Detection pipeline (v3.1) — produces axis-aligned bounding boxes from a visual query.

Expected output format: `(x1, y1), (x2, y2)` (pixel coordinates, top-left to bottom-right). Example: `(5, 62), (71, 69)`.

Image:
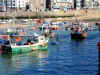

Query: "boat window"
(4, 40), (10, 45)
(40, 38), (44, 40)
(9, 35), (41, 46)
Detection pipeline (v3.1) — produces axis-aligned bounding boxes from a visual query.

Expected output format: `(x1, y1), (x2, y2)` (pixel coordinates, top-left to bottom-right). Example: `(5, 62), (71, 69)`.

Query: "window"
(13, 4), (15, 6)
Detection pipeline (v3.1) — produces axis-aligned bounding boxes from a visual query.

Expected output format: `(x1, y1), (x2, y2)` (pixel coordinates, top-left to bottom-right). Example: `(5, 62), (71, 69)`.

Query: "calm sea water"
(0, 30), (99, 75)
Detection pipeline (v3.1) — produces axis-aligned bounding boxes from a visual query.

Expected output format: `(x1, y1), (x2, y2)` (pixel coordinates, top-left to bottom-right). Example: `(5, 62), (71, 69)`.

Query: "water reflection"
(38, 50), (48, 64)
(38, 50), (48, 59)
(0, 50), (49, 75)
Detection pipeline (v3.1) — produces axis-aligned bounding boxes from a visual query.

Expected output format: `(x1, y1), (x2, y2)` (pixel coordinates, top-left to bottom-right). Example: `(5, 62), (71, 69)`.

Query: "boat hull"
(2, 42), (48, 54)
(2, 45), (12, 54)
(71, 33), (86, 40)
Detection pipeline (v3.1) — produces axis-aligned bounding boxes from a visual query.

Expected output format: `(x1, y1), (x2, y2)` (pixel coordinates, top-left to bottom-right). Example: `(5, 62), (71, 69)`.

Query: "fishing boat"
(71, 31), (87, 40)
(1, 34), (49, 54)
(96, 22), (100, 26)
(70, 19), (87, 40)
(95, 22), (100, 31)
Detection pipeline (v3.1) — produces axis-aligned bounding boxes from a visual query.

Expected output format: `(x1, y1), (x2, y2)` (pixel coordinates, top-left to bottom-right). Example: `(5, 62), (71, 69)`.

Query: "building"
(16, 0), (29, 8)
(51, 0), (73, 11)
(73, 0), (85, 9)
(0, 0), (7, 11)
(5, 0), (14, 8)
(30, 0), (46, 12)
(84, 0), (100, 8)
(0, 0), (29, 12)
(50, 0), (86, 10)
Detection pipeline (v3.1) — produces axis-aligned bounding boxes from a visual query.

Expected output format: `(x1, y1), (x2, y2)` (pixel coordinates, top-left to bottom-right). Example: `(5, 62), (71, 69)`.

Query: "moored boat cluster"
(0, 19), (99, 54)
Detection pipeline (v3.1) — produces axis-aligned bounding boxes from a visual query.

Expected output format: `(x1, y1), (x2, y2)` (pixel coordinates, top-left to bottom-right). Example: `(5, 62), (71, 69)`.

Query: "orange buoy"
(82, 32), (87, 38)
(3, 35), (10, 39)
(57, 26), (60, 31)
(41, 42), (47, 47)
(41, 43), (45, 47)
(24, 32), (26, 35)
(51, 32), (55, 38)
(43, 42), (47, 45)
(15, 37), (21, 42)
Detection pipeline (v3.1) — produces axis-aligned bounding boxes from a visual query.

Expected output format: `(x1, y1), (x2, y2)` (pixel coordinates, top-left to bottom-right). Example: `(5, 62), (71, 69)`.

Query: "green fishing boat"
(1, 35), (49, 54)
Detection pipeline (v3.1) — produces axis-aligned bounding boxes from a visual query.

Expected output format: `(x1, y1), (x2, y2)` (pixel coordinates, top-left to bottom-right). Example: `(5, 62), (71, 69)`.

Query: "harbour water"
(0, 29), (99, 75)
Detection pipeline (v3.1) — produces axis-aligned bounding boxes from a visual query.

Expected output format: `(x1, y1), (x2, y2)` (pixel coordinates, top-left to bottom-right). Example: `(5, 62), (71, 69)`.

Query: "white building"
(75, 0), (85, 9)
(0, 0), (29, 8)
(0, 0), (8, 11)
(16, 0), (29, 8)
(7, 0), (16, 8)
(84, 0), (100, 8)
(51, 0), (73, 11)
(30, 0), (46, 12)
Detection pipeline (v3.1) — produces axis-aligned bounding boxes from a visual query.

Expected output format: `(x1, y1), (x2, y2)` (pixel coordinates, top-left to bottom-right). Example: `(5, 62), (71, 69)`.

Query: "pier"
(0, 9), (100, 21)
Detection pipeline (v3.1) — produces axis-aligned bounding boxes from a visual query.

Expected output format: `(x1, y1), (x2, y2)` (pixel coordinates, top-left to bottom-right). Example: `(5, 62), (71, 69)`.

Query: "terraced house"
(50, 0), (73, 12)
(0, 0), (29, 12)
(30, 0), (46, 12)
